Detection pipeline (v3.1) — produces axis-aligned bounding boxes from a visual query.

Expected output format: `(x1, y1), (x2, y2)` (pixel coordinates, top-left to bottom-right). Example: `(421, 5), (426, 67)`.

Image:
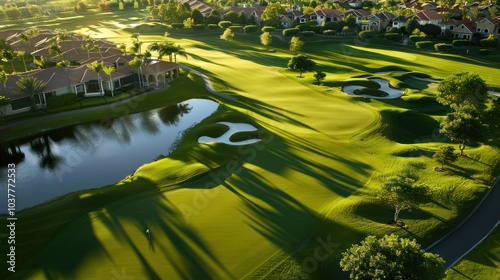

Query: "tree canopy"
(15, 76), (47, 111)
(340, 234), (446, 280)
(287, 55), (316, 78)
(440, 109), (485, 155)
(379, 174), (431, 222)
(437, 72), (489, 112)
(433, 145), (458, 170)
(261, 3), (285, 27)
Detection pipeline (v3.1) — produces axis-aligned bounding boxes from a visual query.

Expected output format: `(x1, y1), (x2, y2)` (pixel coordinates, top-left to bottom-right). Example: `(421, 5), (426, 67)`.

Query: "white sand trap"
(198, 122), (262, 145)
(343, 78), (404, 99)
(409, 75), (441, 83)
(488, 90), (500, 97)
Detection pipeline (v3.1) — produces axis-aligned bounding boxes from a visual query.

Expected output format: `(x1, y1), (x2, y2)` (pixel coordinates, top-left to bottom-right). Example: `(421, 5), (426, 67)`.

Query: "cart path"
(426, 176), (500, 270)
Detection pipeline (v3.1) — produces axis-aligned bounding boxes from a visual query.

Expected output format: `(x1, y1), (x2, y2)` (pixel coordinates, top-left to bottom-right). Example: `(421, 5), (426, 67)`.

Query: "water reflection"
(0, 99), (219, 211)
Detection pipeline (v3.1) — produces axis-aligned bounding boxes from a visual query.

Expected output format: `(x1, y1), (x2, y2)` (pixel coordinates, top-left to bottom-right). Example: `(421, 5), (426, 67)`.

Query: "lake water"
(0, 98), (219, 212)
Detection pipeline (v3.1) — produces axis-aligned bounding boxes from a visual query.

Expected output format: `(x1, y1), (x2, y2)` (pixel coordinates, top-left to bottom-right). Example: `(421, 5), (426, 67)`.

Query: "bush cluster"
(434, 43), (453, 52)
(452, 39), (470, 47)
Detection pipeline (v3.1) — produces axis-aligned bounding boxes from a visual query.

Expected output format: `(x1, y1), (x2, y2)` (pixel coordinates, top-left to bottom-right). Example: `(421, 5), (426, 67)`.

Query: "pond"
(0, 98), (219, 211)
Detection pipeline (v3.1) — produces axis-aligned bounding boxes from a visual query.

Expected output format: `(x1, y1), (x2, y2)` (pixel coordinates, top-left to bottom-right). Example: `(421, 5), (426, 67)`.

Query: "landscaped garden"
(1, 8), (499, 280)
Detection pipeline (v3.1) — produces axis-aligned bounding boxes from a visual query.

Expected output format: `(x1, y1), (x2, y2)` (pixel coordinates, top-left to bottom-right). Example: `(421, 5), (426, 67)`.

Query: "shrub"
(301, 31), (315, 37)
(244, 25), (258, 33)
(409, 35), (426, 42)
(261, 26), (275, 33)
(480, 36), (497, 48)
(74, 2), (87, 13)
(228, 26), (244, 32)
(218, 20), (232, 29)
(46, 94), (77, 109)
(192, 24), (205, 31)
(98, 2), (110, 12)
(5, 7), (22, 19)
(434, 43), (453, 52)
(387, 27), (401, 34)
(452, 39), (470, 47)
(479, 49), (491, 55)
(385, 33), (402, 42)
(282, 28), (300, 37)
(206, 15), (220, 24)
(208, 24), (219, 30)
(415, 41), (434, 49)
(171, 23), (184, 29)
(323, 30), (336, 36)
(27, 5), (42, 17)
(359, 30), (377, 40)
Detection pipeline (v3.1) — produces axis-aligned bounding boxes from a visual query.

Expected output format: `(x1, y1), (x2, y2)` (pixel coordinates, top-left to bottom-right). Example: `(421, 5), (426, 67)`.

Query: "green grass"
(1, 11), (500, 280)
(445, 228), (500, 279)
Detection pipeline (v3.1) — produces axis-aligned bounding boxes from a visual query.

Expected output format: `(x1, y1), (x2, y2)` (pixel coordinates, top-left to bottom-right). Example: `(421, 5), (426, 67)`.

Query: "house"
(361, 11), (395, 31)
(475, 17), (500, 37)
(177, 0), (213, 16)
(0, 31), (180, 116)
(279, 10), (305, 28)
(224, 6), (266, 24)
(341, 9), (372, 24)
(451, 22), (476, 39)
(308, 9), (342, 26)
(420, 1), (438, 12)
(412, 10), (443, 26)
(392, 16), (408, 28)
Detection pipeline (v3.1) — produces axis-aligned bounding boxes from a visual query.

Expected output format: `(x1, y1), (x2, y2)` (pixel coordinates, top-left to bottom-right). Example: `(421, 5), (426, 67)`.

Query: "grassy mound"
(380, 109), (439, 144)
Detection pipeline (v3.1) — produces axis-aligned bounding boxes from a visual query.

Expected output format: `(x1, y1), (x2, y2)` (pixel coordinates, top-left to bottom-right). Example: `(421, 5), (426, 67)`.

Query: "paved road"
(426, 176), (500, 270)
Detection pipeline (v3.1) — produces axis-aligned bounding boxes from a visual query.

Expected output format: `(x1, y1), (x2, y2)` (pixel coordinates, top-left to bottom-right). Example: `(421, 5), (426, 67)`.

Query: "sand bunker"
(198, 122), (261, 145)
(343, 78), (404, 99)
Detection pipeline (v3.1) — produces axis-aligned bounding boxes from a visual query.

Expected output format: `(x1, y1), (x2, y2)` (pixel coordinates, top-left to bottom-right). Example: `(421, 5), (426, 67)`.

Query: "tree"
(260, 32), (272, 50)
(289, 36), (305, 54)
(345, 14), (357, 29)
(103, 66), (116, 96)
(340, 234), (446, 280)
(433, 145), (458, 170)
(0, 95), (11, 116)
(406, 17), (420, 35)
(129, 41), (143, 54)
(0, 70), (7, 90)
(117, 43), (127, 55)
(128, 57), (144, 87)
(34, 56), (49, 69)
(261, 3), (285, 27)
(379, 175), (431, 223)
(287, 54), (316, 78)
(1, 50), (16, 73)
(56, 60), (71, 90)
(148, 41), (186, 62)
(86, 61), (104, 95)
(183, 17), (195, 28)
(220, 28), (235, 42)
(437, 72), (489, 112)
(313, 70), (326, 84)
(440, 110), (484, 155)
(224, 11), (238, 23)
(15, 51), (27, 72)
(191, 9), (204, 24)
(15, 76), (47, 112)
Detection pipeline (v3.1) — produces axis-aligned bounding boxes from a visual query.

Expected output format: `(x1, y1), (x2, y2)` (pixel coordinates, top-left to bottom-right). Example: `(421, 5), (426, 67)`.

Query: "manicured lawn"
(445, 228), (499, 280)
(1, 11), (499, 279)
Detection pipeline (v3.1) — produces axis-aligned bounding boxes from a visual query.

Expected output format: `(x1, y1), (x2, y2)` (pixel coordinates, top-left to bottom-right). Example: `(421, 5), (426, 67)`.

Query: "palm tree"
(48, 37), (62, 58)
(131, 33), (140, 42)
(86, 61), (104, 95)
(128, 57), (144, 88)
(172, 44), (187, 63)
(0, 70), (7, 90)
(34, 56), (49, 69)
(56, 60), (72, 92)
(15, 51), (28, 72)
(1, 50), (16, 73)
(129, 41), (143, 55)
(15, 76), (47, 112)
(102, 66), (116, 96)
(117, 43), (127, 55)
(18, 28), (39, 57)
(148, 41), (187, 62)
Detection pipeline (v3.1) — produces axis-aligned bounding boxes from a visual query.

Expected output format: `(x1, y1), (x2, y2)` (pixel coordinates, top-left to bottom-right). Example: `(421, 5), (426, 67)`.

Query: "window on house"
(477, 28), (481, 31)
(484, 28), (489, 33)
(450, 26), (454, 30)
(118, 63), (124, 66)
